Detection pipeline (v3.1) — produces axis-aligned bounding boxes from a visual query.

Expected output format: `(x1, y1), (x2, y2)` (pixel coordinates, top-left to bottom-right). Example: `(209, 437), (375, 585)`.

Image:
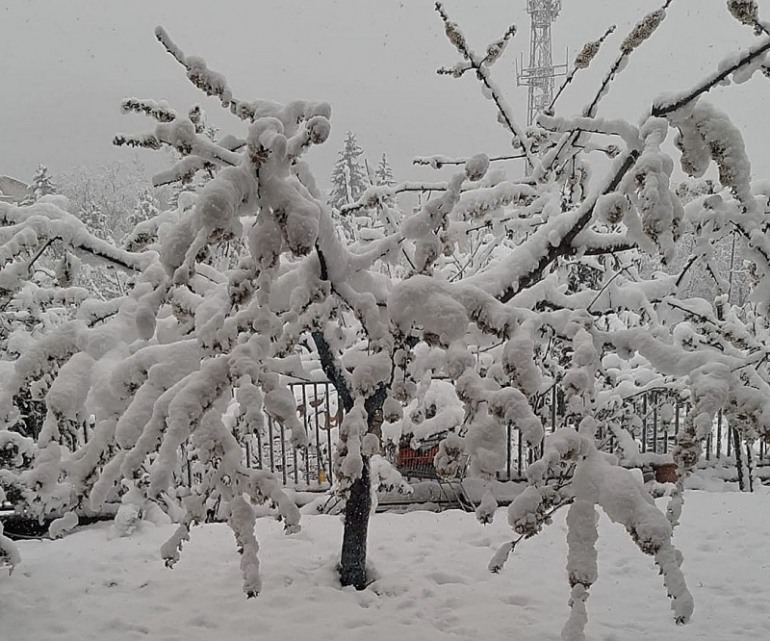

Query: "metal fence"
(499, 388), (767, 481)
(180, 382), (767, 487)
(244, 381), (341, 488)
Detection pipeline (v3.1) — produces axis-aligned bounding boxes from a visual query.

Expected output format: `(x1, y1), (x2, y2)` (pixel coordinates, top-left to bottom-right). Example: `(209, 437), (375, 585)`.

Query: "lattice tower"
(517, 0), (567, 126)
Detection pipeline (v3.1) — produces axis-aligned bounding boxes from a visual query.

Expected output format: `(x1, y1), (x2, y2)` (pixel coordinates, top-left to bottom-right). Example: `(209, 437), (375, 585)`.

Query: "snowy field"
(2, 490), (769, 641)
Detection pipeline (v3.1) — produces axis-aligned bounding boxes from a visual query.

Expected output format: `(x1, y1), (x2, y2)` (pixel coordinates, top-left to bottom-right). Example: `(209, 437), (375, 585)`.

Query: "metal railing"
(175, 382), (767, 487)
(499, 388), (767, 481)
(245, 381), (341, 488)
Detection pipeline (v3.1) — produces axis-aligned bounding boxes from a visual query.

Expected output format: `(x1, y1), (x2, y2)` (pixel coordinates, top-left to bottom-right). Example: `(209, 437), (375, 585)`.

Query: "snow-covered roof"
(0, 175), (28, 203)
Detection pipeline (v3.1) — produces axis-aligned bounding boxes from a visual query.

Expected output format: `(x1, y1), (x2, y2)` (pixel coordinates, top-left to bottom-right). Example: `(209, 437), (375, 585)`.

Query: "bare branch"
(154, 26), (252, 121)
(549, 25), (616, 113)
(652, 35), (770, 117)
(434, 3), (534, 168)
(413, 153), (526, 169)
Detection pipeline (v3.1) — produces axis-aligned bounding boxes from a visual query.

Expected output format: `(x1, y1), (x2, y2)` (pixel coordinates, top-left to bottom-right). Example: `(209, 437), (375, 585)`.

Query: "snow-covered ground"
(2, 490), (768, 641)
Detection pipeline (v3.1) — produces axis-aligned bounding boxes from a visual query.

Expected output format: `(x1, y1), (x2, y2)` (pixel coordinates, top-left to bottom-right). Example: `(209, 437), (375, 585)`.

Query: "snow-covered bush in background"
(57, 160), (167, 243)
(55, 161), (171, 299)
(1, 196), (152, 519)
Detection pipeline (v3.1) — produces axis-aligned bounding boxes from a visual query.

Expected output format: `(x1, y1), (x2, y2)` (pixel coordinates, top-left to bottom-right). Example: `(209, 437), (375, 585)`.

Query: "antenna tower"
(517, 0), (567, 126)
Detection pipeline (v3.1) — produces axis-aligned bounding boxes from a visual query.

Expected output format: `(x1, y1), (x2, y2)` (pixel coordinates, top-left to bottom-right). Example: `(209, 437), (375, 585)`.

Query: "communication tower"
(517, 0), (568, 126)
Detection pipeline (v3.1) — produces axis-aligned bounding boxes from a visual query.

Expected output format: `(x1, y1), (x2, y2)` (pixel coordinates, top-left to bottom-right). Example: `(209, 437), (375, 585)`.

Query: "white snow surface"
(2, 490), (768, 641)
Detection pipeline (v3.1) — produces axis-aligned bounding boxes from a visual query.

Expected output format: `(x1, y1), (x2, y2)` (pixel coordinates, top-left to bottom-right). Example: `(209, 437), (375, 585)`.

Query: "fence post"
(268, 415), (275, 472)
(675, 399), (680, 437)
(256, 427), (262, 469)
(301, 384), (311, 484)
(551, 385), (557, 432)
(716, 410), (723, 459)
(506, 421), (512, 480)
(280, 419), (287, 486)
(314, 383), (322, 486)
(733, 428), (745, 491)
(327, 382), (335, 485)
(746, 442), (754, 492)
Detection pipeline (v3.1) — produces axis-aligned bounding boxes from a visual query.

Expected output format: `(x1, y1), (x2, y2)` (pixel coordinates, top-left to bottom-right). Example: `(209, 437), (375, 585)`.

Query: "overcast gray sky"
(2, 0), (769, 188)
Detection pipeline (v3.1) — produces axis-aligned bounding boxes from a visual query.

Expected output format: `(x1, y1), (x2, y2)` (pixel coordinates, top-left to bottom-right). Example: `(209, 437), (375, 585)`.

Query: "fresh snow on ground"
(2, 490), (768, 641)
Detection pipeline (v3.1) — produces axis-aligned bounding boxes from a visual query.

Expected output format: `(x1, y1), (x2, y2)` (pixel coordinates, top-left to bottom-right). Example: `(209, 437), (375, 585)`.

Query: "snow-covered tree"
(126, 188), (160, 237)
(53, 162), (171, 299)
(21, 165), (57, 205)
(3, 4), (770, 639)
(328, 131), (369, 212)
(58, 160), (163, 242)
(336, 2), (770, 635)
(1, 194), (150, 561)
(373, 154), (395, 188)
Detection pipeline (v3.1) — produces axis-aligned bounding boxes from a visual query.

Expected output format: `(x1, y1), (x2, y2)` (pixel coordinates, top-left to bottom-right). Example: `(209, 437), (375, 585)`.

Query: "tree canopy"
(3, 2), (770, 638)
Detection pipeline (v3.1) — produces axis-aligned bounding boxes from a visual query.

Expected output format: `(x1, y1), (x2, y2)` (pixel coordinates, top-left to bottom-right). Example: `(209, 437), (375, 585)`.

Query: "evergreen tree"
(328, 132), (369, 211)
(126, 188), (160, 236)
(22, 165), (57, 205)
(78, 201), (110, 240)
(373, 154), (395, 187)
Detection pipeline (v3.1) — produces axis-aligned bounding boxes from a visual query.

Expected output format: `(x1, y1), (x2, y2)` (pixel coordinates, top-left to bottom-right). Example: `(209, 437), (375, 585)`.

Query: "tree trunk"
(339, 455), (371, 589)
(310, 285), (388, 591)
(338, 386), (388, 589)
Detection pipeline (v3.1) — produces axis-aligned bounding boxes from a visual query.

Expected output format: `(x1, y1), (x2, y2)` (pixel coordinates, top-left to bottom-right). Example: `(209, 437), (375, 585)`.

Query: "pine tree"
(22, 165), (57, 205)
(126, 188), (159, 236)
(78, 201), (110, 240)
(373, 154), (395, 187)
(328, 132), (369, 212)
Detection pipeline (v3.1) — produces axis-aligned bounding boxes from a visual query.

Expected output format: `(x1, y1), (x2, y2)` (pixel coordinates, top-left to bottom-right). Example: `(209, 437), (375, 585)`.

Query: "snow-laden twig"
(434, 2), (534, 169)
(549, 25), (616, 113)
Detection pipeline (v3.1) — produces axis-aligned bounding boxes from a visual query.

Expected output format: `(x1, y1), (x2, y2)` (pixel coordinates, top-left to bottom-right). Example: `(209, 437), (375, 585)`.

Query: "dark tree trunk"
(312, 245), (391, 590)
(339, 455), (371, 589)
(311, 326), (382, 590)
(338, 385), (388, 589)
